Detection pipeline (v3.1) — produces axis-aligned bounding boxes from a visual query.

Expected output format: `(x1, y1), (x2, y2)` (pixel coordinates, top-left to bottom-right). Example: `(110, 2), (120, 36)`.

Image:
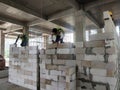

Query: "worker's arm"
(51, 34), (56, 43)
(14, 35), (20, 45)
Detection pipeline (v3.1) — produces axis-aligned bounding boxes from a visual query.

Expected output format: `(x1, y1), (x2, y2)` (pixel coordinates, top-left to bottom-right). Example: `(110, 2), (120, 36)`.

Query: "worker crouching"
(52, 28), (64, 44)
(15, 34), (28, 47)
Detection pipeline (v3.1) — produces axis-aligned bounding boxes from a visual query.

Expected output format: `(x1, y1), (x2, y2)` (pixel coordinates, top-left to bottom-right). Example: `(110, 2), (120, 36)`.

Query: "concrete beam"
(55, 0), (79, 10)
(48, 8), (76, 21)
(4, 24), (51, 35)
(0, 14), (25, 26)
(5, 35), (17, 39)
(29, 31), (42, 36)
(85, 11), (102, 28)
(0, 0), (75, 31)
(85, 0), (116, 10)
(67, 0), (80, 10)
(48, 8), (101, 29)
(30, 26), (51, 34)
(0, 28), (6, 31)
(0, 0), (46, 19)
(29, 19), (74, 31)
(3, 25), (23, 34)
(8, 31), (41, 36)
(28, 19), (46, 26)
(51, 20), (74, 31)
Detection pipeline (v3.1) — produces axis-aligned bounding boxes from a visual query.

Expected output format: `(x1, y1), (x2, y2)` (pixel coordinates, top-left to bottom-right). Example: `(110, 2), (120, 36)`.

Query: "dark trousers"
(52, 35), (64, 43)
(21, 41), (28, 47)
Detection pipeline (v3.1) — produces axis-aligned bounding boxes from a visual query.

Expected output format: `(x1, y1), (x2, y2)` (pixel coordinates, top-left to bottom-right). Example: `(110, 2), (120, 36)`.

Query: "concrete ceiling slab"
(0, 0), (120, 37)
(0, 3), (37, 22)
(13, 0), (71, 16)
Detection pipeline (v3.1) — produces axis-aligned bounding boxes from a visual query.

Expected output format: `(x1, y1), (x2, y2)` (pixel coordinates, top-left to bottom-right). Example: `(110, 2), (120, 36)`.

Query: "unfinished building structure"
(0, 0), (120, 90)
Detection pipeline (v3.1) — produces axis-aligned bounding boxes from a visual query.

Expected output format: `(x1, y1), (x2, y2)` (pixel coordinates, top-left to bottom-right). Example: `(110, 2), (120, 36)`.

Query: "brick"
(65, 67), (76, 75)
(92, 76), (117, 86)
(85, 40), (105, 47)
(94, 85), (107, 90)
(76, 54), (84, 60)
(46, 49), (56, 54)
(105, 40), (115, 47)
(46, 64), (58, 70)
(46, 54), (76, 60)
(75, 48), (85, 54)
(58, 66), (70, 71)
(107, 69), (115, 77)
(106, 47), (117, 54)
(57, 48), (75, 54)
(65, 60), (76, 66)
(76, 47), (105, 55)
(90, 69), (107, 76)
(75, 42), (84, 48)
(91, 61), (106, 69)
(84, 55), (104, 61)
(40, 49), (46, 55)
(81, 60), (91, 67)
(50, 70), (62, 76)
(46, 43), (74, 49)
(53, 60), (65, 65)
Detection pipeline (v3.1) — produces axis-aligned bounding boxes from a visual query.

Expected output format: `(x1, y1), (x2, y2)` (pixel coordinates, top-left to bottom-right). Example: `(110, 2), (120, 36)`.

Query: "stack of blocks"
(39, 43), (76, 90)
(9, 46), (39, 90)
(75, 31), (119, 90)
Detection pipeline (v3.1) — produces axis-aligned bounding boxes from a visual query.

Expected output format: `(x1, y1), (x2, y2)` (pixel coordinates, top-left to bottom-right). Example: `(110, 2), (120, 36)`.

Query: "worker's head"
(109, 11), (113, 16)
(52, 28), (57, 34)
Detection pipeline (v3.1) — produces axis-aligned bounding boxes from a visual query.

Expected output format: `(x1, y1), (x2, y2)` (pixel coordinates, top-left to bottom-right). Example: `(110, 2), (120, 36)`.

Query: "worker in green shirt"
(52, 28), (64, 43)
(15, 34), (28, 47)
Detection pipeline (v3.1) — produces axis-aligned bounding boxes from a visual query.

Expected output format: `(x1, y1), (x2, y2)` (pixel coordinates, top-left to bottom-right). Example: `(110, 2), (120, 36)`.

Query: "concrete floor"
(0, 78), (29, 90)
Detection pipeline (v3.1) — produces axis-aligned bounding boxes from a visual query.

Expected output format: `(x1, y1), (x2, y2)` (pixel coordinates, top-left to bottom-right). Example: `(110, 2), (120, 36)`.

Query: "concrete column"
(119, 26), (120, 36)
(88, 30), (91, 41)
(43, 35), (48, 49)
(97, 29), (103, 33)
(74, 10), (86, 42)
(0, 31), (5, 56)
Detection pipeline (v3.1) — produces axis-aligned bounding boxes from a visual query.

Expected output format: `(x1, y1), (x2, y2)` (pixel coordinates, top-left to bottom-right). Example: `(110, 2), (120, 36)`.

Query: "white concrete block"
(85, 40), (105, 47)
(76, 54), (85, 60)
(65, 60), (76, 66)
(84, 55), (104, 61)
(93, 76), (117, 86)
(53, 60), (65, 65)
(57, 48), (75, 54)
(89, 32), (114, 41)
(94, 85), (106, 90)
(75, 42), (84, 48)
(50, 70), (61, 76)
(46, 49), (56, 54)
(58, 66), (70, 71)
(90, 69), (107, 76)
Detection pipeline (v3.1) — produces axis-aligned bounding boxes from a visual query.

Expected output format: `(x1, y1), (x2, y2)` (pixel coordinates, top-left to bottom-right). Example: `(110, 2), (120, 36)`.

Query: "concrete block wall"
(8, 39), (119, 90)
(75, 32), (119, 90)
(39, 43), (76, 90)
(9, 46), (39, 90)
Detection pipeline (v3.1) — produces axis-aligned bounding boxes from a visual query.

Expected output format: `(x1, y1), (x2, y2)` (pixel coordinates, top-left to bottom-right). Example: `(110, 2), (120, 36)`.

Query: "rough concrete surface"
(0, 78), (29, 90)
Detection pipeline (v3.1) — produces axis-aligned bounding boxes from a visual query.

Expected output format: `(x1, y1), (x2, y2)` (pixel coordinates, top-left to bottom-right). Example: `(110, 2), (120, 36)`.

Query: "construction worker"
(109, 11), (113, 17)
(51, 28), (64, 43)
(15, 34), (28, 47)
(109, 11), (114, 21)
(20, 34), (28, 46)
